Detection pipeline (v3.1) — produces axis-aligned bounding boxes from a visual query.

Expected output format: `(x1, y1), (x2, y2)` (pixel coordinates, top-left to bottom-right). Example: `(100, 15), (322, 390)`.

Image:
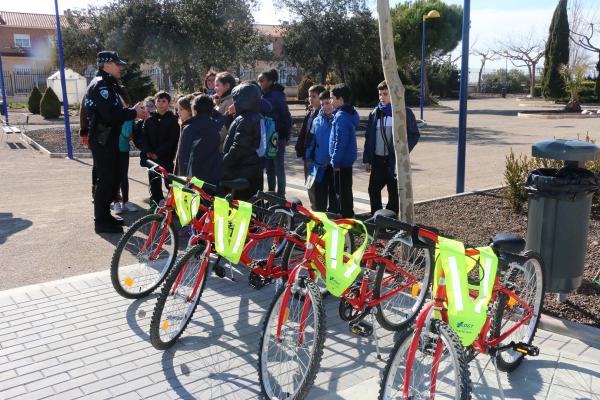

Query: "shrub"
(28, 86), (42, 114)
(121, 63), (156, 104)
(504, 149), (533, 212)
(40, 87), (62, 119)
(346, 64), (383, 107)
(297, 76), (314, 101)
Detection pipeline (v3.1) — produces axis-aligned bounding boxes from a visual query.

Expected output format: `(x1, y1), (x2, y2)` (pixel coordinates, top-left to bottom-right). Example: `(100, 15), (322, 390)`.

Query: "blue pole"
(420, 18), (426, 121)
(0, 51), (8, 125)
(456, 0), (471, 193)
(54, 0), (73, 159)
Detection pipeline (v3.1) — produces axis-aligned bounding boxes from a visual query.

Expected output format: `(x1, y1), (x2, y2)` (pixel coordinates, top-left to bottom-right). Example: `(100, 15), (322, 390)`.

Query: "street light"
(420, 9), (440, 122)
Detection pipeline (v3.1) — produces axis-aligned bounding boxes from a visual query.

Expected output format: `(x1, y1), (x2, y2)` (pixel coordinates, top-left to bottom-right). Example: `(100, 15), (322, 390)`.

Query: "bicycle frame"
(402, 247), (536, 399)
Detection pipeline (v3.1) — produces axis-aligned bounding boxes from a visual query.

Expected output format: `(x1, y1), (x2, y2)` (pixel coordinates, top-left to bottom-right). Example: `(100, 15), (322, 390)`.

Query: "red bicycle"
(258, 212), (435, 400)
(378, 230), (545, 399)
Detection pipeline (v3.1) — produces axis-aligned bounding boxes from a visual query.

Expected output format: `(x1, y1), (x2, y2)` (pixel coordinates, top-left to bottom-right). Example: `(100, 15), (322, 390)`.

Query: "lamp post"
(420, 9), (440, 122)
(0, 50), (8, 125)
(456, 0), (470, 193)
(54, 0), (74, 160)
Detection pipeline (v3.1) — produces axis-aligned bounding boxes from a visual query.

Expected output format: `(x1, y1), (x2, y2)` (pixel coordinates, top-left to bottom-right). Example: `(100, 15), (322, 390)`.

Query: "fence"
(1, 67), (167, 98)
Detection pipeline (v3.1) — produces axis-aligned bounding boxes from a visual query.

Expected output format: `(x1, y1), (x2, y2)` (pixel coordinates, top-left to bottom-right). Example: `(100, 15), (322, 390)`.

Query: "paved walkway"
(0, 269), (598, 399)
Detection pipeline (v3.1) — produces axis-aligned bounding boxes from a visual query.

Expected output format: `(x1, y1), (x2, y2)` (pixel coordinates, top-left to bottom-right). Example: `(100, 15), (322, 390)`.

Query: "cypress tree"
(40, 87), (62, 119)
(541, 0), (570, 99)
(27, 86), (42, 114)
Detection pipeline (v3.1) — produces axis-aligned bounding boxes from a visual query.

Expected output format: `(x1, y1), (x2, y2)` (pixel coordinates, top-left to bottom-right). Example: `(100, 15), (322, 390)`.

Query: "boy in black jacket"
(140, 91), (180, 207)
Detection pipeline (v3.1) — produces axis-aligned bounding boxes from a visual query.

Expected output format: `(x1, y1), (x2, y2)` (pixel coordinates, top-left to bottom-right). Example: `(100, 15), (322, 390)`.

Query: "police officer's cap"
(97, 51), (127, 66)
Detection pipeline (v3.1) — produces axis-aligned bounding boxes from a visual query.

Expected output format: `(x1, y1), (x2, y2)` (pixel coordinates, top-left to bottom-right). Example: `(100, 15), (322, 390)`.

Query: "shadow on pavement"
(0, 212), (33, 245)
(442, 109), (519, 117)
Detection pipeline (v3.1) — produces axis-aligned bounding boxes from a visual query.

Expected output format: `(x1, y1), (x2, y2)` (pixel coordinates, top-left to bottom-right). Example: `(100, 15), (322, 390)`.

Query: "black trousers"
(117, 152), (130, 203)
(333, 167), (354, 217)
(90, 141), (120, 224)
(368, 155), (399, 215)
(149, 160), (173, 204)
(313, 166), (338, 213)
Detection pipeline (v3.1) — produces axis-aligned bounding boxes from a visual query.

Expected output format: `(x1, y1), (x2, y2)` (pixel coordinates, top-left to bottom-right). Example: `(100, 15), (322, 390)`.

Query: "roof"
(254, 24), (284, 37)
(0, 11), (65, 29)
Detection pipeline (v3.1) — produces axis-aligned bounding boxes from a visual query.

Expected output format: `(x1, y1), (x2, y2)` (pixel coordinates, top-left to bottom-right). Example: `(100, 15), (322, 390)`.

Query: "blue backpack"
(258, 115), (278, 159)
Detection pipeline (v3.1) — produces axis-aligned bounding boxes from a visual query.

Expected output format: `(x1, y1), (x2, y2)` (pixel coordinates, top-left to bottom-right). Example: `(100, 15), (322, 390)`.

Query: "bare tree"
(496, 36), (545, 97)
(377, 0), (414, 223)
(471, 48), (497, 93)
(570, 0), (600, 99)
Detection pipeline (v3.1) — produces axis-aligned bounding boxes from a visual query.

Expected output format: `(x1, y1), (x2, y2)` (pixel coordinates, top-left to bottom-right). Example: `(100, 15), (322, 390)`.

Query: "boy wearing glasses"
(295, 84), (326, 208)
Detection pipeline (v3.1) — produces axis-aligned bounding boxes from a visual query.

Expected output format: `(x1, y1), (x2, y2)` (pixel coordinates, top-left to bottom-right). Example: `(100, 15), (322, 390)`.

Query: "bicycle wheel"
(110, 213), (178, 299)
(149, 242), (210, 350)
(491, 250), (545, 372)
(374, 235), (433, 331)
(258, 278), (326, 400)
(379, 320), (472, 400)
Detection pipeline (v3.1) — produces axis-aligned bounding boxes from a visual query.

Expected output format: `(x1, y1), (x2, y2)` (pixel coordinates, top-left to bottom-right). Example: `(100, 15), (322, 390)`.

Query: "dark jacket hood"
(232, 83), (261, 114)
(338, 103), (357, 115)
(271, 82), (286, 93)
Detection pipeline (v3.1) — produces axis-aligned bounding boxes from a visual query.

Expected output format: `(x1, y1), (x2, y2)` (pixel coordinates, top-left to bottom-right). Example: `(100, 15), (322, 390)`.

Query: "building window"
(14, 34), (31, 48)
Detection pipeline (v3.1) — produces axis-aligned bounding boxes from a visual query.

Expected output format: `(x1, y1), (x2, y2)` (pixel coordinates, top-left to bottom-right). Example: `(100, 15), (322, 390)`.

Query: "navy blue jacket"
(363, 106), (420, 175)
(329, 104), (360, 168)
(262, 83), (292, 140)
(178, 113), (224, 185)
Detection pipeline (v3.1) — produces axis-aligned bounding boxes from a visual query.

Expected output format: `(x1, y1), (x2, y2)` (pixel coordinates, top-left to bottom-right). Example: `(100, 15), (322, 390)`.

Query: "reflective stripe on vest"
(433, 237), (498, 346)
(172, 177), (204, 226)
(213, 197), (253, 264)
(306, 212), (368, 297)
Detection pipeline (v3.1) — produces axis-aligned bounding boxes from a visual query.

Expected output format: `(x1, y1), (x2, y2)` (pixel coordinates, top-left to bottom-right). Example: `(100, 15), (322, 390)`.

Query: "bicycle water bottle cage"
(213, 197), (252, 264)
(172, 176), (204, 226)
(433, 236), (499, 346)
(306, 212), (368, 297)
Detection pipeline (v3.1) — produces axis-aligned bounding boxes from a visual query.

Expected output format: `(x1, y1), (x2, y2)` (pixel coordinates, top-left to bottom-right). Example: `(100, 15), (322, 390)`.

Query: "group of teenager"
(83, 51), (420, 234)
(296, 81), (420, 218)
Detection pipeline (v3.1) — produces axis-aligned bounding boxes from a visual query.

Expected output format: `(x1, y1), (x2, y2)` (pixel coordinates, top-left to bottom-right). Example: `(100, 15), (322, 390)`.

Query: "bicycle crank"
(495, 341), (540, 357)
(349, 321), (373, 338)
(248, 271), (272, 289)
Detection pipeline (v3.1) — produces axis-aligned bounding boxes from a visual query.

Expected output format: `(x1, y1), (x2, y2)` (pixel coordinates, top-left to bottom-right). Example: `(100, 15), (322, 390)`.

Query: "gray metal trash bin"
(525, 139), (599, 293)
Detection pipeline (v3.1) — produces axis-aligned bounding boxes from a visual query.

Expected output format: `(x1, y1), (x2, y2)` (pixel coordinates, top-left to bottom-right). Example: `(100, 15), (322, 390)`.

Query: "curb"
(0, 269), (110, 297)
(517, 112), (600, 119)
(539, 313), (600, 346)
(18, 131), (140, 159)
(414, 185), (505, 205)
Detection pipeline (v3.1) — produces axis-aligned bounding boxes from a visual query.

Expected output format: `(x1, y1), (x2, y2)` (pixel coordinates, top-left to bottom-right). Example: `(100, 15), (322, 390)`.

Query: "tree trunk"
(529, 64), (537, 97)
(477, 60), (485, 93)
(377, 0), (414, 224)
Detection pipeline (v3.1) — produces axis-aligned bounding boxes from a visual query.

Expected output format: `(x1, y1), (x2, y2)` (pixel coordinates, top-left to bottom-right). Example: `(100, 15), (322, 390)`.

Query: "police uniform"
(85, 51), (137, 233)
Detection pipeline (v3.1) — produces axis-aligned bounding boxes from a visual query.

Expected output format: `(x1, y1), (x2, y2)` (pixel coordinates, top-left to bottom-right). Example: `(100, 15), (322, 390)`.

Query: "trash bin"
(525, 139), (599, 293)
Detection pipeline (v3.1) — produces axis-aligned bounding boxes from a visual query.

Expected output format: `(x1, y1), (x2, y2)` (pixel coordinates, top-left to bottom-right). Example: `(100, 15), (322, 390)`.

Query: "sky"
(2, 0), (598, 71)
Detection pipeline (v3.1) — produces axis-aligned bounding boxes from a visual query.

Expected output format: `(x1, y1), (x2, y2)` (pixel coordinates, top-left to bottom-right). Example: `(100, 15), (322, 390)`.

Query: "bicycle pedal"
(349, 321), (373, 338)
(511, 342), (539, 356)
(248, 272), (272, 290)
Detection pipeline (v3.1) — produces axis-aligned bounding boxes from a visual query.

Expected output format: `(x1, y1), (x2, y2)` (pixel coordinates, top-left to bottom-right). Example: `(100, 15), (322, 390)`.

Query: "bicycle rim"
(259, 279), (325, 400)
(381, 322), (470, 400)
(376, 238), (432, 329)
(494, 252), (544, 367)
(113, 214), (176, 297)
(154, 243), (209, 345)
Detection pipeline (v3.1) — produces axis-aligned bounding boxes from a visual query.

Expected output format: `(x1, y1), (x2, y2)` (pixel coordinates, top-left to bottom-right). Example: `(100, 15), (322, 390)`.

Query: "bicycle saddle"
(490, 233), (525, 254)
(219, 178), (249, 191)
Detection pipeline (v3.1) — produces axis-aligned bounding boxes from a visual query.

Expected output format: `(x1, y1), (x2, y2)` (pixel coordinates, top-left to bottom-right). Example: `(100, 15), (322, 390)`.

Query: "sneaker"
(110, 215), (125, 226)
(123, 202), (138, 212)
(113, 202), (123, 214)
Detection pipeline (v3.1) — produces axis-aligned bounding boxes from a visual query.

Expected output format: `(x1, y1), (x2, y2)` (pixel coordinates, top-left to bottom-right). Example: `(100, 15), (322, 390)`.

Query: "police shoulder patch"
(100, 89), (109, 99)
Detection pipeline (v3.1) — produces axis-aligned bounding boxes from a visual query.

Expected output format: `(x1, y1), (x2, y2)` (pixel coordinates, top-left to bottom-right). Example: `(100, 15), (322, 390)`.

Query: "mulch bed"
(414, 188), (600, 328)
(24, 127), (89, 154)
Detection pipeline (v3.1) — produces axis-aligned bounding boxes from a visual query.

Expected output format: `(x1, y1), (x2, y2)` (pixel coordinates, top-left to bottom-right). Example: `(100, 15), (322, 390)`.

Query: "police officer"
(85, 51), (146, 234)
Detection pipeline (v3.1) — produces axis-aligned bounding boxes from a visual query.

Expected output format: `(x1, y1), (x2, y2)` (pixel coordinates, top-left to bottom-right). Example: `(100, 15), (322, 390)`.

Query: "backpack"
(258, 115), (278, 159)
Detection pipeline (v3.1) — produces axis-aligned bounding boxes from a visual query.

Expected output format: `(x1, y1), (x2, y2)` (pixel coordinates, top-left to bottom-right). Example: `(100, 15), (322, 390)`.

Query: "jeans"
(149, 160), (173, 205)
(266, 137), (286, 196)
(117, 152), (130, 203)
(304, 159), (317, 209)
(368, 155), (399, 215)
(313, 166), (338, 213)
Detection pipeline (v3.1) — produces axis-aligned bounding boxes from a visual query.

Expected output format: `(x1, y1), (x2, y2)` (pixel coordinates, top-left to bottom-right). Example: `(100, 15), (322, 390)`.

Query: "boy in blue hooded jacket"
(305, 90), (338, 212)
(329, 84), (360, 217)
(363, 80), (420, 215)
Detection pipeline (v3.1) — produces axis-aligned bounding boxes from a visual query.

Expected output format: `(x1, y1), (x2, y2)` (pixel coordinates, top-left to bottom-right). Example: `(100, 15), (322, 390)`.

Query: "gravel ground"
(414, 188), (600, 328)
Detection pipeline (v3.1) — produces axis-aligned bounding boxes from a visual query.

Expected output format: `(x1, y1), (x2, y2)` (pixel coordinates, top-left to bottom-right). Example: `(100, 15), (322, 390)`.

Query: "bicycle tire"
(149, 242), (210, 350)
(374, 236), (433, 331)
(379, 320), (472, 400)
(491, 250), (545, 372)
(258, 278), (326, 400)
(110, 213), (178, 299)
